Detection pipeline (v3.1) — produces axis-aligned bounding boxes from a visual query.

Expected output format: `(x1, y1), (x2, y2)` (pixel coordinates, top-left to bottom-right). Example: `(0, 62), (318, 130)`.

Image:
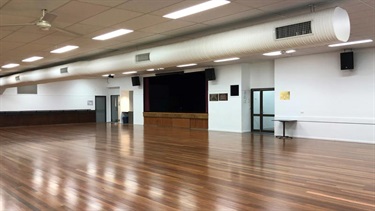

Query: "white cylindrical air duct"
(0, 7), (350, 88)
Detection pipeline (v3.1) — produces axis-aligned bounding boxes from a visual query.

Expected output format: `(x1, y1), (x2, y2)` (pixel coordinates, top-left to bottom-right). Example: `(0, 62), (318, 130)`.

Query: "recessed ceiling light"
(50, 45), (79, 54)
(177, 63), (197, 67)
(1, 63), (19, 69)
(285, 50), (296, 54)
(328, 39), (373, 47)
(163, 0), (230, 19)
(214, 57), (240, 62)
(22, 56), (44, 62)
(123, 71), (137, 75)
(146, 68), (155, 71)
(93, 29), (134, 41)
(263, 51), (282, 56)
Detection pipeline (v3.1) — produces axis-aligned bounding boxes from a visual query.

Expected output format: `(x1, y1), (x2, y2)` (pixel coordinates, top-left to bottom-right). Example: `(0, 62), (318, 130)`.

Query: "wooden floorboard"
(0, 123), (374, 211)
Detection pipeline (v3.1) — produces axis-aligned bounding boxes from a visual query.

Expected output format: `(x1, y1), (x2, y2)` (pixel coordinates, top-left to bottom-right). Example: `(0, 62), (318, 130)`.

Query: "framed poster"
(210, 94), (218, 101)
(219, 93), (228, 101)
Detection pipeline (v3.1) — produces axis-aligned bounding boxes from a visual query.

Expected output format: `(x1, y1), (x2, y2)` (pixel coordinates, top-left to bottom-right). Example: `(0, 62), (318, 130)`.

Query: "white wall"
(104, 76), (144, 125)
(241, 64), (251, 132)
(3, 48), (373, 144)
(209, 64), (253, 132)
(249, 61), (275, 89)
(208, 64), (242, 132)
(0, 79), (107, 111)
(275, 48), (375, 143)
(246, 61), (275, 130)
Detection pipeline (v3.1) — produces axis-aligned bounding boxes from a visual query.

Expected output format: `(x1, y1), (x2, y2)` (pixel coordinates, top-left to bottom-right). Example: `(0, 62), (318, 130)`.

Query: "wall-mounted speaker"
(131, 76), (140, 86)
(340, 52), (354, 70)
(205, 68), (216, 81)
(230, 85), (239, 96)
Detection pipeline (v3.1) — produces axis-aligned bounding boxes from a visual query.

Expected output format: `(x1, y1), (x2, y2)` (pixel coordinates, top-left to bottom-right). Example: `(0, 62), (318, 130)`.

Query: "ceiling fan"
(0, 9), (79, 36)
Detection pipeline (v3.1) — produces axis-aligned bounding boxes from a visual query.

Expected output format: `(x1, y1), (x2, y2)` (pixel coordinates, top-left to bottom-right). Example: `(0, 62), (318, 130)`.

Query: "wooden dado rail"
(0, 110), (96, 127)
(144, 112), (208, 129)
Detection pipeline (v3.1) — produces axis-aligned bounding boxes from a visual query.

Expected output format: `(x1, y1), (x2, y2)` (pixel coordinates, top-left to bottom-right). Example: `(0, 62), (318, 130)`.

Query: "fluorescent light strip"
(177, 63), (197, 67)
(22, 56), (43, 62)
(51, 45), (79, 54)
(328, 39), (373, 47)
(93, 29), (134, 40)
(2, 63), (19, 68)
(163, 0), (230, 19)
(123, 71), (137, 75)
(146, 69), (155, 72)
(214, 57), (239, 62)
(102, 74), (115, 77)
(263, 51), (282, 56)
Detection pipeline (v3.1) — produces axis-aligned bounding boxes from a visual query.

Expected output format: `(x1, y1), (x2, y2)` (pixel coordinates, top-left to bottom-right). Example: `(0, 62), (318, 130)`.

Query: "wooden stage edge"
(143, 112), (208, 129)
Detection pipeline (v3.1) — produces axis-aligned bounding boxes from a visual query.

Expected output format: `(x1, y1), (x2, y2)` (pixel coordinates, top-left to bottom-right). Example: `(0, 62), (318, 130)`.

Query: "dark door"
(95, 96), (106, 123)
(251, 88), (275, 133)
(110, 95), (119, 122)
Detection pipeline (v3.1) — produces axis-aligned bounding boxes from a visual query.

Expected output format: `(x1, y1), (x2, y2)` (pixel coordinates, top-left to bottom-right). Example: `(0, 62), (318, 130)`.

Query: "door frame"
(251, 88), (275, 133)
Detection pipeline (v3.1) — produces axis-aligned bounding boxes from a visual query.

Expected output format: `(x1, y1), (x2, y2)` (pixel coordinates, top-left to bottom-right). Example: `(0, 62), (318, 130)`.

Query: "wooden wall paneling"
(161, 118), (173, 127)
(172, 118), (190, 128)
(191, 119), (208, 129)
(0, 110), (96, 127)
(143, 112), (208, 129)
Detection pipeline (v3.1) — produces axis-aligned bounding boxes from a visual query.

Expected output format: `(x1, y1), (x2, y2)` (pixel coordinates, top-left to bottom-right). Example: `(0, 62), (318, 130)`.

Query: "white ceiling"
(0, 0), (374, 78)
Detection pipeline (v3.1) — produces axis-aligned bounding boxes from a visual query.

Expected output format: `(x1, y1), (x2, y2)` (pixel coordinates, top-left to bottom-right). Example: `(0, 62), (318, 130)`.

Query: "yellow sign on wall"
(280, 91), (290, 100)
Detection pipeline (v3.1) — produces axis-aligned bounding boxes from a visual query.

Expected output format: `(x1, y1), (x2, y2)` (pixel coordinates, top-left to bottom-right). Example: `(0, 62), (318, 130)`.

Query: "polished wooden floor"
(0, 123), (374, 211)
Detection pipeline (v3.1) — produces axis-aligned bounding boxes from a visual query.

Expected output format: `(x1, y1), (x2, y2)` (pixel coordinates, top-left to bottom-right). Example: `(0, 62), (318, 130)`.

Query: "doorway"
(95, 96), (106, 123)
(111, 95), (119, 122)
(251, 88), (275, 133)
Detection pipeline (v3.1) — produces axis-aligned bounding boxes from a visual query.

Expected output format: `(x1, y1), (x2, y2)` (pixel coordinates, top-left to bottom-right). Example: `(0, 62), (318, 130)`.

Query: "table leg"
(276, 121), (293, 139)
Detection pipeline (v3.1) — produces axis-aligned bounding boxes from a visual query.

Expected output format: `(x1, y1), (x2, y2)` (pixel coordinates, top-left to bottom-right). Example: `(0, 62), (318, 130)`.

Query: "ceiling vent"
(276, 21), (312, 39)
(60, 67), (68, 74)
(136, 53), (150, 62)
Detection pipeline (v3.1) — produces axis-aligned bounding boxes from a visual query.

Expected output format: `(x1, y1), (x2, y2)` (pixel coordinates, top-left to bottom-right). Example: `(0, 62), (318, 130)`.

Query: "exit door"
(251, 88), (275, 133)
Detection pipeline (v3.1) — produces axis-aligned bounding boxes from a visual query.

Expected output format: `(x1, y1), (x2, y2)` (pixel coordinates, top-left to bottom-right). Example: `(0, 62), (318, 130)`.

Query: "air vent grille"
(136, 53), (150, 62)
(276, 21), (312, 39)
(60, 67), (68, 74)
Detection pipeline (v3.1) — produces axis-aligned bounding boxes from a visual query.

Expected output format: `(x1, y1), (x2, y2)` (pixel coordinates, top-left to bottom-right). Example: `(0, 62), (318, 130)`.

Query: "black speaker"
(131, 76), (140, 86)
(340, 52), (354, 70)
(230, 85), (239, 96)
(205, 68), (216, 81)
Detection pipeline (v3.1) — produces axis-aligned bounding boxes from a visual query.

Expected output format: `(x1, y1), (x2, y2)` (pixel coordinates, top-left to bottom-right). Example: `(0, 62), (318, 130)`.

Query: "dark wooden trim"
(0, 110), (95, 127)
(144, 112), (208, 119)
